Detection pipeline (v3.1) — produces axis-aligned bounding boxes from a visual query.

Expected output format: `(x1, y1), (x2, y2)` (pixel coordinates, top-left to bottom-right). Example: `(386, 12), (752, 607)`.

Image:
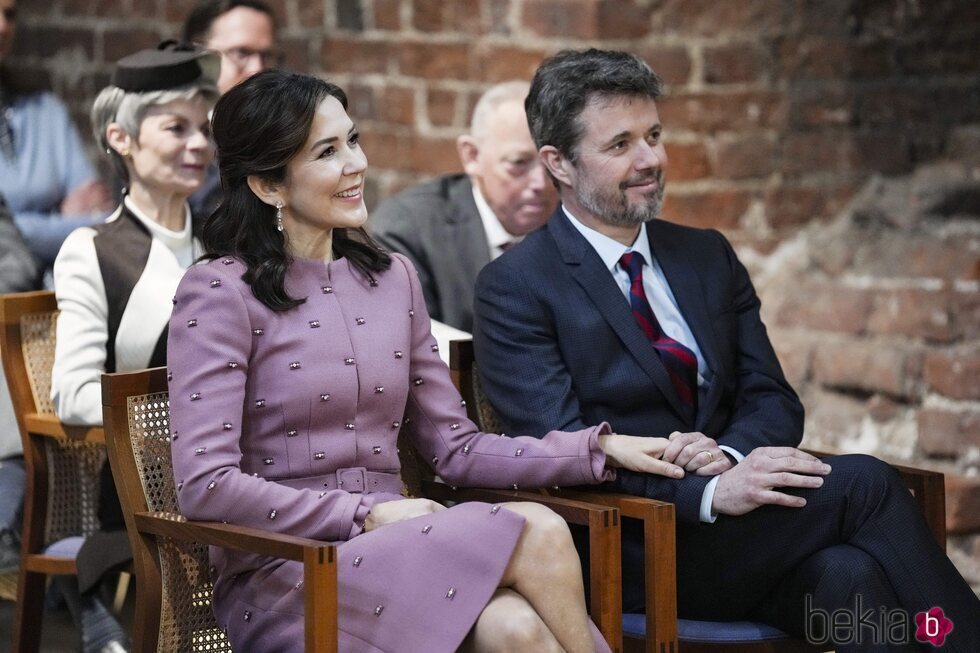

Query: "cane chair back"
(102, 367), (340, 653)
(0, 291), (107, 653)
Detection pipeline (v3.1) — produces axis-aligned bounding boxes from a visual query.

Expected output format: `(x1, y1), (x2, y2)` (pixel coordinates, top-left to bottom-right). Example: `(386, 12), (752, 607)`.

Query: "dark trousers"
(617, 454), (980, 652)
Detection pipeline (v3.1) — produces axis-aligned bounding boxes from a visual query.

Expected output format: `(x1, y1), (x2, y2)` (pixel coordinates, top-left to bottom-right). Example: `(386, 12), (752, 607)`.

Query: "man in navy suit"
(473, 48), (979, 650)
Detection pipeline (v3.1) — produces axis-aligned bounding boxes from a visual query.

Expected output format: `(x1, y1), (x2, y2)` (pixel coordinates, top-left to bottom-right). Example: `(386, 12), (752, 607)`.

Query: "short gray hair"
(91, 81), (219, 184)
(469, 80), (530, 143)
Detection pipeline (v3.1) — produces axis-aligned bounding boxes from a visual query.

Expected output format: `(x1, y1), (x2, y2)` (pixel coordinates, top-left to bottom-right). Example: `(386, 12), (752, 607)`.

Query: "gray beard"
(576, 175), (665, 228)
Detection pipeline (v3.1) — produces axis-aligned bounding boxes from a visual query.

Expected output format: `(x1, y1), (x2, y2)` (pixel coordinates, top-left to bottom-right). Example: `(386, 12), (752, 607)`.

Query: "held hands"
(662, 431), (732, 476)
(711, 447), (832, 516)
(363, 498), (446, 532)
(599, 434), (684, 479)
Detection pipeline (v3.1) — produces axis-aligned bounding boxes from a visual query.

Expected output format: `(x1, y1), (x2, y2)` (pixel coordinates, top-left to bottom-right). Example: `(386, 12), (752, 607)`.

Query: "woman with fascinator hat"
(48, 41), (219, 653)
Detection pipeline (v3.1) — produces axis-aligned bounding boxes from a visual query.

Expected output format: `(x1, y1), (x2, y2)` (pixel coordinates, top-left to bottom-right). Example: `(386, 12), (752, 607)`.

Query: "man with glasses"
(182, 0), (280, 218)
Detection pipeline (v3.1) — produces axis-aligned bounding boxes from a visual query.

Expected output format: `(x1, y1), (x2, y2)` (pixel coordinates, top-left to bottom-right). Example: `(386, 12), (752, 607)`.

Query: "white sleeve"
(51, 228), (109, 426)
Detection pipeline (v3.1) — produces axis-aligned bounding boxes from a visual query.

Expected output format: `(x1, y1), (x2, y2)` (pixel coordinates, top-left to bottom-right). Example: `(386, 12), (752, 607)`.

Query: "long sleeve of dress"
(168, 263), (378, 543)
(392, 254), (614, 489)
(51, 228), (109, 425)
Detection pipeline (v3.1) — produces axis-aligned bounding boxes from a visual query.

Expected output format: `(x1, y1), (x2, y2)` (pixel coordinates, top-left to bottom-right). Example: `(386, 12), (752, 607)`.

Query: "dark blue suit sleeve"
(474, 255), (714, 524)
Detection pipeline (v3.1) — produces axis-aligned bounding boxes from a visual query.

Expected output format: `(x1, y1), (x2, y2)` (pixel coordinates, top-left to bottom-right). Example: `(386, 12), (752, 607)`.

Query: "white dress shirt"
(564, 208), (743, 523)
(472, 185), (521, 259)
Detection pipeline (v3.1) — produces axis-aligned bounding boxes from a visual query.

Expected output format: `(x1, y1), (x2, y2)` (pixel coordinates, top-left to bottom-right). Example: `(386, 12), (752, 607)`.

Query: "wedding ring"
(700, 450), (714, 463)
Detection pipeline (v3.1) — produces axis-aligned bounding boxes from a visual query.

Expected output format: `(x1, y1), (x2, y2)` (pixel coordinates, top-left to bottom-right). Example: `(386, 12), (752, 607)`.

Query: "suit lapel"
(549, 211), (693, 423)
(447, 176), (491, 281)
(646, 221), (725, 428)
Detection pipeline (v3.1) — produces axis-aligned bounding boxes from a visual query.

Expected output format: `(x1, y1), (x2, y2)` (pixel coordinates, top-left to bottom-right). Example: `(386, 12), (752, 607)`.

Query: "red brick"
(703, 43), (768, 85)
(521, 0), (600, 39)
(344, 84), (379, 122)
(373, 0), (402, 30)
(787, 83), (856, 128)
(779, 131), (849, 177)
(596, 0), (654, 39)
(406, 135), (462, 175)
(14, 26), (95, 60)
(811, 340), (920, 398)
(665, 142), (711, 181)
(658, 92), (787, 133)
(774, 282), (872, 334)
(867, 289), (956, 343)
(381, 86), (416, 127)
(846, 133), (912, 175)
(476, 46), (548, 83)
(897, 34), (980, 76)
(398, 42), (470, 80)
(711, 136), (775, 180)
(62, 0), (132, 17)
(413, 0), (483, 33)
(946, 475), (980, 534)
(661, 190), (751, 230)
(652, 0), (793, 36)
(774, 37), (852, 81)
(769, 331), (812, 388)
(361, 128), (410, 170)
(918, 408), (980, 457)
(952, 285), (980, 340)
(634, 46), (692, 87)
(764, 184), (856, 229)
(103, 29), (161, 64)
(280, 37), (311, 73)
(426, 88), (457, 127)
(924, 346), (980, 401)
(322, 38), (390, 75)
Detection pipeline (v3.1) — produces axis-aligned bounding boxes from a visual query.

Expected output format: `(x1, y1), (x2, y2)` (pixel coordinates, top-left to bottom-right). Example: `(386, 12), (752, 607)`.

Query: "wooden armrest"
(24, 413), (105, 443)
(134, 511), (338, 653)
(134, 512), (332, 562)
(557, 489), (679, 652)
(421, 482), (624, 652)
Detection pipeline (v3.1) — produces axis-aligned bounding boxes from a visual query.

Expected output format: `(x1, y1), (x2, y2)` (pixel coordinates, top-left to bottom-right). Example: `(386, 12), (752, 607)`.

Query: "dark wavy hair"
(526, 48), (663, 163)
(204, 69), (390, 311)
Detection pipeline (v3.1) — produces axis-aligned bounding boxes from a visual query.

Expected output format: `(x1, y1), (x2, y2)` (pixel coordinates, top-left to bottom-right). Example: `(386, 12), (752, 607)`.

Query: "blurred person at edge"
(182, 0), (280, 220)
(370, 81), (557, 338)
(0, 0), (112, 273)
(48, 42), (219, 653)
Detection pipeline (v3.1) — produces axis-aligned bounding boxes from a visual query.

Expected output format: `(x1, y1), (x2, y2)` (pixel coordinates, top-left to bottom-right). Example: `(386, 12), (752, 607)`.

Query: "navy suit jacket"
(473, 208), (804, 524)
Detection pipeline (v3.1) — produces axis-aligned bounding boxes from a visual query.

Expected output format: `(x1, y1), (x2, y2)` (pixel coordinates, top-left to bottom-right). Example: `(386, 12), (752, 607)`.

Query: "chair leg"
(13, 568), (46, 653)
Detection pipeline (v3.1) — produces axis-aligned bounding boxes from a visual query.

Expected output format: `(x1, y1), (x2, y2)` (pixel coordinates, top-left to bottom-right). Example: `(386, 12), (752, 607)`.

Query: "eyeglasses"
(219, 46), (283, 70)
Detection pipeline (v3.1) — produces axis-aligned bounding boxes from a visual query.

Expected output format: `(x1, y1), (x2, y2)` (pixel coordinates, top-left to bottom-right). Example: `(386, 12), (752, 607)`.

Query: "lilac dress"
(168, 252), (613, 652)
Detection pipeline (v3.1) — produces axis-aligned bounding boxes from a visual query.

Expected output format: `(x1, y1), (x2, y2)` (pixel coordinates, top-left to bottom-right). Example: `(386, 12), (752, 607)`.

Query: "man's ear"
(539, 145), (573, 187)
(456, 135), (481, 177)
(246, 175), (283, 208)
(105, 123), (132, 157)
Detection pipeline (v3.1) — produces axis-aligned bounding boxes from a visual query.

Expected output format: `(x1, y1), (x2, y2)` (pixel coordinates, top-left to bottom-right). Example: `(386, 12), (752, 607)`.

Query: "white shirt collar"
(562, 205), (653, 273)
(121, 196), (194, 253)
(472, 183), (521, 257)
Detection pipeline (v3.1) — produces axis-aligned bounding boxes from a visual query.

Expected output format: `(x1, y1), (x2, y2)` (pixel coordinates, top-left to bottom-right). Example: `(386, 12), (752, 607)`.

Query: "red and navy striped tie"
(619, 252), (698, 410)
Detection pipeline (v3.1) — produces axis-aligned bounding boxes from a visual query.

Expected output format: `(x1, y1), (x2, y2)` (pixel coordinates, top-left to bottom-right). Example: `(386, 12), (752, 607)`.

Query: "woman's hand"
(363, 498), (446, 532)
(598, 434), (685, 478)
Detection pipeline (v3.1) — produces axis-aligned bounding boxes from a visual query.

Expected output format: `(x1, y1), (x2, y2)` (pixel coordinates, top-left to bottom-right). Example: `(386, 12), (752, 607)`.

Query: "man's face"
(0, 0), (16, 64)
(204, 6), (276, 95)
(565, 95), (667, 229)
(463, 99), (557, 237)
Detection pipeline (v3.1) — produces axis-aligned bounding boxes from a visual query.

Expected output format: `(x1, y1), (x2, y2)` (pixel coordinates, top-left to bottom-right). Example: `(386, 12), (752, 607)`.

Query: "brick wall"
(10, 0), (979, 585)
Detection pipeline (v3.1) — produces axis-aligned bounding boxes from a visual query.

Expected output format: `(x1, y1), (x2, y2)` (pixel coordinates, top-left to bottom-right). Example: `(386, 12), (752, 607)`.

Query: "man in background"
(183, 0), (279, 218)
(371, 80), (557, 333)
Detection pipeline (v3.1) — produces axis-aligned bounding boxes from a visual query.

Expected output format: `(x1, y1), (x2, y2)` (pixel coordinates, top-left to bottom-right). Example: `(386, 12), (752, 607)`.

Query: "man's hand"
(60, 180), (112, 216)
(711, 447), (831, 516)
(662, 431), (732, 476)
(363, 498), (446, 532)
(599, 434), (685, 478)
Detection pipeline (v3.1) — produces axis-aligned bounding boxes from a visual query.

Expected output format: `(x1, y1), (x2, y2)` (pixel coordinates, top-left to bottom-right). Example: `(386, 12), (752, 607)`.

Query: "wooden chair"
(449, 339), (947, 653)
(102, 366), (627, 652)
(0, 290), (109, 653)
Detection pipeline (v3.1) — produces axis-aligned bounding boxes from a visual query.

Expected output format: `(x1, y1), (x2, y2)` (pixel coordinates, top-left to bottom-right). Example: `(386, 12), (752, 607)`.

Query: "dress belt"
(282, 467), (404, 494)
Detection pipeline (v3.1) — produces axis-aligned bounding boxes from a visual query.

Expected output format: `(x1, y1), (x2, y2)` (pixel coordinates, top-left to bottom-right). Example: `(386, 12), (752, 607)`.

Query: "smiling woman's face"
(276, 95), (368, 242)
(124, 96), (215, 198)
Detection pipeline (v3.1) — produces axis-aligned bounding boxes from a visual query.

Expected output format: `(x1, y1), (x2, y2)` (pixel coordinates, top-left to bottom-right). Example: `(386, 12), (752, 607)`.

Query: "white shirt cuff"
(698, 445), (745, 523)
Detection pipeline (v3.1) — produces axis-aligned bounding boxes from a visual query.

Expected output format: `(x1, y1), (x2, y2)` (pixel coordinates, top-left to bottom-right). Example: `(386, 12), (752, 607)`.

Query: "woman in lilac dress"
(167, 70), (684, 653)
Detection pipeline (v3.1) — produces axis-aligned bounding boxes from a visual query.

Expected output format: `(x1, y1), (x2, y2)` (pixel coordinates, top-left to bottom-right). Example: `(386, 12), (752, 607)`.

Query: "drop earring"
(275, 201), (284, 232)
